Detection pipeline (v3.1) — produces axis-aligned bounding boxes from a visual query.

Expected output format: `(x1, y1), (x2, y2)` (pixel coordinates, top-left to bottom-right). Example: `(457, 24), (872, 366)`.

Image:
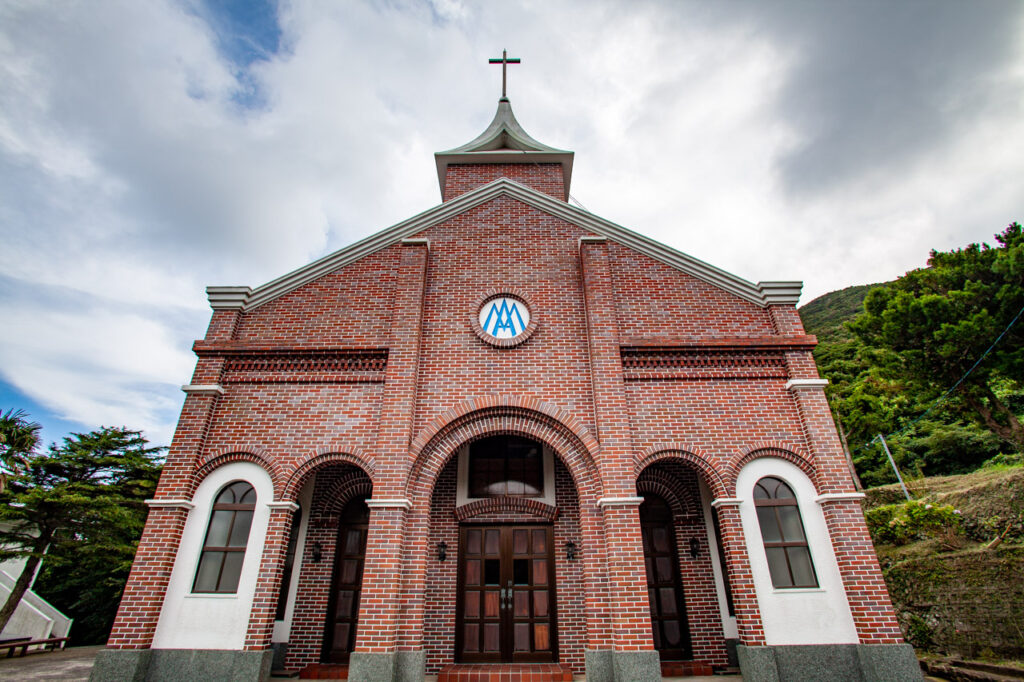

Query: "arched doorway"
(636, 459), (733, 670)
(322, 493), (370, 663)
(455, 435), (557, 663)
(281, 462), (373, 672)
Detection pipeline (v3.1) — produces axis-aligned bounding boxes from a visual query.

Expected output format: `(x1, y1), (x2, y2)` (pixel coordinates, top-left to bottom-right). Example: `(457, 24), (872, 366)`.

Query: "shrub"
(866, 499), (962, 546)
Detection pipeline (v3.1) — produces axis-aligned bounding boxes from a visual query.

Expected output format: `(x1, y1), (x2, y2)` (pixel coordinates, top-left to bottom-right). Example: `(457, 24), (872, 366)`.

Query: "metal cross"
(488, 49), (521, 100)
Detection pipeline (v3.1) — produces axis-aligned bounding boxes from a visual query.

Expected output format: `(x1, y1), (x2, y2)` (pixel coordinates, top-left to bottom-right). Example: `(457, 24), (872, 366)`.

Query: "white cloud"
(1, 0), (1022, 443)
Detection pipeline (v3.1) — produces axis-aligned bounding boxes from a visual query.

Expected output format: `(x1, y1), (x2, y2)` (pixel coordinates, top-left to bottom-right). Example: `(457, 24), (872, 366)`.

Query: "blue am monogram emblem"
(478, 296), (531, 339)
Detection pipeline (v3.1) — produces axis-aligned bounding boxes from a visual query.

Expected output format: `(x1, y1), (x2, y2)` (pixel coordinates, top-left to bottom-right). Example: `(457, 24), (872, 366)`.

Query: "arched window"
(468, 435), (544, 498)
(754, 477), (817, 588)
(193, 481), (256, 593)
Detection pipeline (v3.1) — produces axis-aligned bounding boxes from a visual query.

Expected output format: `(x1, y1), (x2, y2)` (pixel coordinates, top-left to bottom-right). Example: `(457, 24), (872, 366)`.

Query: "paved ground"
(0, 645), (102, 681)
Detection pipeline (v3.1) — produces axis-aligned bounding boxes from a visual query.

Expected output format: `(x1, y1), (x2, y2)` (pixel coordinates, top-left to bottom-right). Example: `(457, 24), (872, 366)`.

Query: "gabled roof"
(207, 177), (801, 312)
(434, 98), (574, 200)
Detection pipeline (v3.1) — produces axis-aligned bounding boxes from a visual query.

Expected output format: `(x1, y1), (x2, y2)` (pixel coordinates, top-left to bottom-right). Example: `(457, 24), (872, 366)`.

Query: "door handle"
(504, 580), (513, 609)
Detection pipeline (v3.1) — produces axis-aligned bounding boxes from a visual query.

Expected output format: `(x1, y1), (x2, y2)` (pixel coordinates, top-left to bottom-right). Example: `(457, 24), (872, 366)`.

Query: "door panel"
(640, 496), (692, 660)
(457, 525), (556, 663)
(322, 496), (369, 663)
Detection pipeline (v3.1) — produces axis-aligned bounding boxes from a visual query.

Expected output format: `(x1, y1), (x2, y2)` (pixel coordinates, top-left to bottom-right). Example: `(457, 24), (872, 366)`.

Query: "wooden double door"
(456, 525), (557, 663)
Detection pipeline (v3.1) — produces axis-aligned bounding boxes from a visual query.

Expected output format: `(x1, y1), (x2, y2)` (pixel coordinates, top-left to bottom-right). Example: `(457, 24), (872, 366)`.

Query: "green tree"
(0, 408), (41, 483)
(0, 425), (163, 637)
(851, 222), (1024, 451)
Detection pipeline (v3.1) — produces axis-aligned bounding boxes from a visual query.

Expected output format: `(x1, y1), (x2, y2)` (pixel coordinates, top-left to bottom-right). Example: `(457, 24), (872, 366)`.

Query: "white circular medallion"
(478, 296), (531, 339)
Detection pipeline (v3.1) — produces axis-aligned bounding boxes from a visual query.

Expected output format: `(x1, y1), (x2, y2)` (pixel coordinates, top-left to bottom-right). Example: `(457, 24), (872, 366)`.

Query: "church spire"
(434, 53), (574, 201)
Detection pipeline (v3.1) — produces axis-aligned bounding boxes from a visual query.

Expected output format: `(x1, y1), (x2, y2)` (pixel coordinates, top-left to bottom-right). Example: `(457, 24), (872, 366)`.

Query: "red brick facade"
(104, 105), (907, 681)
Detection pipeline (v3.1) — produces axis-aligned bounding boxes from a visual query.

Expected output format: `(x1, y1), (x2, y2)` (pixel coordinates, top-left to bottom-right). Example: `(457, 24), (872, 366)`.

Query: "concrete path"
(0, 645), (102, 681)
(0, 647), (749, 681)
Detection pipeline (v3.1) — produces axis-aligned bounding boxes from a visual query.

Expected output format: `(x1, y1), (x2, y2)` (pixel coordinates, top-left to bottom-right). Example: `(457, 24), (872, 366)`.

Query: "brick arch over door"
(281, 449), (376, 502)
(634, 445), (728, 500)
(398, 401), (611, 653)
(636, 468), (700, 519)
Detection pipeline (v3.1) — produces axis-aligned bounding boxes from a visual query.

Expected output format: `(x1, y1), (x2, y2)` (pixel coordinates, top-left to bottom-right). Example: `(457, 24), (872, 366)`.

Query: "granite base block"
(394, 650), (425, 682)
(89, 648), (152, 682)
(348, 651), (396, 682)
(584, 649), (614, 682)
(146, 649), (273, 682)
(610, 649), (662, 682)
(737, 644), (924, 682)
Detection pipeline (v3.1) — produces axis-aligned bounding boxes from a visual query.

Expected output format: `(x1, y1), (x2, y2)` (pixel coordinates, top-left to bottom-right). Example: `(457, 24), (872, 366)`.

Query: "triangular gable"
(207, 178), (801, 311)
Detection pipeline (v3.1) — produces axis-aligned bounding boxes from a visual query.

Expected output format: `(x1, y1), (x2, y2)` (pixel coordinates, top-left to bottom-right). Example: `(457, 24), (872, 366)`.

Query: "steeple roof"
(435, 98), (574, 200)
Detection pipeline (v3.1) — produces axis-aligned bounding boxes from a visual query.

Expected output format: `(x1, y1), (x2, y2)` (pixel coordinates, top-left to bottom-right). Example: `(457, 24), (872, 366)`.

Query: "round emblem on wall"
(471, 290), (539, 348)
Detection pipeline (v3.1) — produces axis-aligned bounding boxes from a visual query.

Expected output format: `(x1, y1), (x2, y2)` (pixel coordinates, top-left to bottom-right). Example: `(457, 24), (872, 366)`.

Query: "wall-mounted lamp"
(689, 537), (701, 559)
(564, 541), (578, 562)
(311, 541), (323, 564)
(437, 541), (448, 562)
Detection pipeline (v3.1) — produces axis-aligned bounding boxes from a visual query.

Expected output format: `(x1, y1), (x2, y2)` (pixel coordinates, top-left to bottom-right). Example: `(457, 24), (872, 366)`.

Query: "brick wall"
(110, 160), (904, 668)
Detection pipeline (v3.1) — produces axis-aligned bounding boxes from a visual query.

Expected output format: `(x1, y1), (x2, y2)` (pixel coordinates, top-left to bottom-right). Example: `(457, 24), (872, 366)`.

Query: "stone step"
(436, 662), (575, 681)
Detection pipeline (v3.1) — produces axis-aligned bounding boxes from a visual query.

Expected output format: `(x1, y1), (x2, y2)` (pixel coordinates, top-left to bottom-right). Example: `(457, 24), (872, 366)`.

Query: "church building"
(91, 59), (921, 682)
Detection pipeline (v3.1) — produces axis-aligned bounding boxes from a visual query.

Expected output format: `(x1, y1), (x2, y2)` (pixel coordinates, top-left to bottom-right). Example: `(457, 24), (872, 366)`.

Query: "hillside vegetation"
(862, 463), (1024, 660)
(798, 223), (1023, 487)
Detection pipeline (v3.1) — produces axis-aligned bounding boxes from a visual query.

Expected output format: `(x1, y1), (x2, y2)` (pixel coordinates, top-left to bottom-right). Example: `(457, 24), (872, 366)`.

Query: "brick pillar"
(105, 503), (191, 649)
(351, 238), (429, 682)
(710, 502), (765, 646)
(820, 499), (903, 644)
(244, 502), (300, 650)
(786, 379), (904, 644)
(106, 384), (223, 649)
(579, 237), (659, 680)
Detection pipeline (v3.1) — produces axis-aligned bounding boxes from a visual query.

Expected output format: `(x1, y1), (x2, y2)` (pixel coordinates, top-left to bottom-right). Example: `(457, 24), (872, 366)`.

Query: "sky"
(1, 0), (1022, 448)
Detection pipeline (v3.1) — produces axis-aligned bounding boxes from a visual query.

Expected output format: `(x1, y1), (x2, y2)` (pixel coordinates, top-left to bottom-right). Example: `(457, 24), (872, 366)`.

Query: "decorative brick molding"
(621, 347), (788, 381)
(634, 445), (729, 499)
(194, 449), (285, 500)
(454, 496), (558, 522)
(469, 288), (539, 349)
(281, 450), (376, 500)
(217, 349), (388, 384)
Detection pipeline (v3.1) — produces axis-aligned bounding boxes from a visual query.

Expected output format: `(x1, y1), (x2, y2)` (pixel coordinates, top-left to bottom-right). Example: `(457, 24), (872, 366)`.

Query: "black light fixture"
(311, 541), (323, 564)
(564, 541), (577, 562)
(437, 541), (448, 562)
(689, 537), (700, 559)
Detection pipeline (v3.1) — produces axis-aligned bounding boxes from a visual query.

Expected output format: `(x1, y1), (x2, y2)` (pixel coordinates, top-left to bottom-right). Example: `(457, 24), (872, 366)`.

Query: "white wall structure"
(735, 457), (858, 645)
(699, 480), (738, 640)
(272, 479), (314, 644)
(0, 526), (73, 642)
(152, 461), (274, 650)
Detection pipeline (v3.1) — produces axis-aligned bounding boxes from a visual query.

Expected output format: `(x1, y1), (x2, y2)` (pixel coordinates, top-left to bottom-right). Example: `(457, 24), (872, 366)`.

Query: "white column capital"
(145, 499), (195, 510)
(596, 496), (645, 508)
(366, 498), (413, 510)
(785, 378), (829, 391)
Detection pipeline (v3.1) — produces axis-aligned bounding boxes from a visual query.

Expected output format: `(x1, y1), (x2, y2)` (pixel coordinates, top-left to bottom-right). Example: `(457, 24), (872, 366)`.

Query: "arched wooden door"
(322, 494), (369, 663)
(640, 494), (692, 660)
